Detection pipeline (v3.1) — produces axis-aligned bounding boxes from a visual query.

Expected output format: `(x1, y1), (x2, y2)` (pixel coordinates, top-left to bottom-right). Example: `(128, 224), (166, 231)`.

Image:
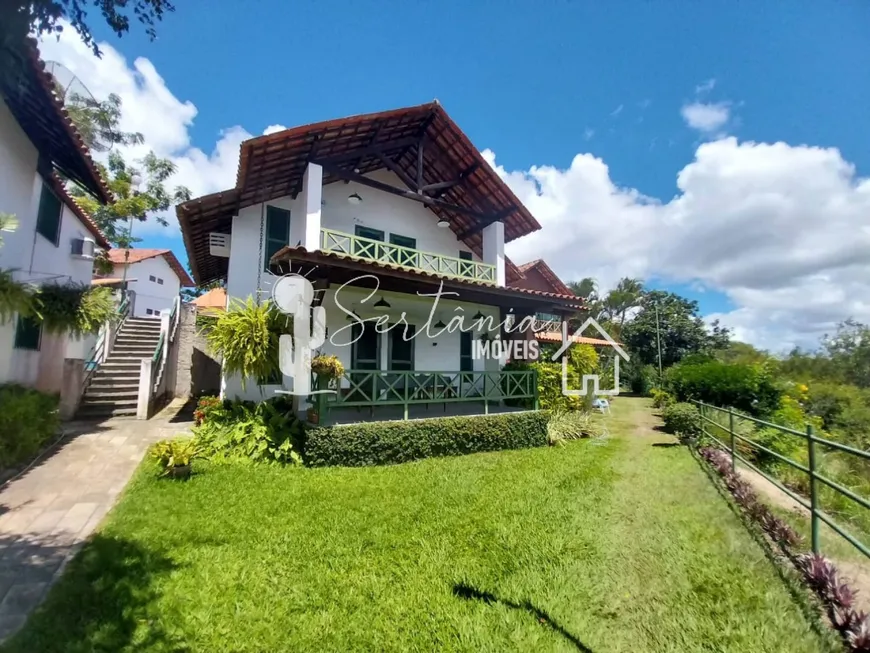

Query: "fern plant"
(0, 269), (36, 325)
(205, 297), (293, 389)
(35, 283), (115, 337)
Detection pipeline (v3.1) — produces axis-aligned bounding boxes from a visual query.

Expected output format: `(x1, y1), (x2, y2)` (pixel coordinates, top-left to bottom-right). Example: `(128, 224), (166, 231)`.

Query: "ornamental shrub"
(0, 384), (60, 469)
(505, 343), (599, 412)
(666, 360), (781, 416)
(661, 402), (701, 440)
(193, 397), (304, 464)
(650, 388), (674, 409)
(305, 410), (550, 467)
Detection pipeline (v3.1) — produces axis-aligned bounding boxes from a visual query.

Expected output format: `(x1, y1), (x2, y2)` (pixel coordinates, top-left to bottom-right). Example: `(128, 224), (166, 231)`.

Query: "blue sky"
(43, 1), (870, 349)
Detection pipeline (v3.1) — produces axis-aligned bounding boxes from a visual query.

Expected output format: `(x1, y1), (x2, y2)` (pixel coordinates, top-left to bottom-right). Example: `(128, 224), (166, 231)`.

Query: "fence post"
(807, 424), (820, 554)
(728, 406), (736, 473)
(532, 369), (540, 411)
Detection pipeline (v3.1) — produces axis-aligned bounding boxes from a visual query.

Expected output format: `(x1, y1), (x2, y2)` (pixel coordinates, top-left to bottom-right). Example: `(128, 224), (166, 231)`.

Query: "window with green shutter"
(460, 331), (473, 372)
(36, 182), (62, 245)
(14, 315), (42, 351)
(389, 233), (417, 266)
(264, 206), (291, 272)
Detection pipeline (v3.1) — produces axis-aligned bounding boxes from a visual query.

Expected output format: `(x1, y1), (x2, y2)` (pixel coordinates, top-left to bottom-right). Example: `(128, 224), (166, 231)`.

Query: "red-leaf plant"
(699, 446), (870, 652)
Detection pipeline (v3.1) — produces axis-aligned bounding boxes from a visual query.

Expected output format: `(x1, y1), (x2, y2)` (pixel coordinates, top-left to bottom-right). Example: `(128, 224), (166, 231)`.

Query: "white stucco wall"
(0, 98), (100, 389)
(221, 168), (508, 401)
(114, 256), (182, 317)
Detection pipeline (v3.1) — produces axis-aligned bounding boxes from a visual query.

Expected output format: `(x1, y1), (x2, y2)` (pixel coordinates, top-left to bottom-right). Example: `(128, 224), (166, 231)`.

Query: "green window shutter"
(264, 206), (291, 272)
(460, 331), (473, 372)
(36, 182), (62, 245)
(14, 315), (42, 351)
(459, 250), (473, 261)
(353, 226), (385, 260)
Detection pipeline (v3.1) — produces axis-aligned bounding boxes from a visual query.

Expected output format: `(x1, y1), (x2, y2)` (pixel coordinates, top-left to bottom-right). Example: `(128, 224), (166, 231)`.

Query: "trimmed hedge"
(306, 410), (550, 467)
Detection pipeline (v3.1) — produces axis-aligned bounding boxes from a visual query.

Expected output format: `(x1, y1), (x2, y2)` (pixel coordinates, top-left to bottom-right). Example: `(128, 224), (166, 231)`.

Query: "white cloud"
(695, 78), (716, 94)
(610, 104), (624, 117)
(38, 28), (253, 235)
(583, 127), (595, 141)
(263, 124), (287, 135)
(495, 137), (870, 351)
(681, 101), (730, 133)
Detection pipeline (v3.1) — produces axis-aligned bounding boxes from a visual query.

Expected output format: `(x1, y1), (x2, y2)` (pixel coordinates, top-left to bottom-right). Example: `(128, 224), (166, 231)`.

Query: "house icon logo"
(550, 318), (630, 397)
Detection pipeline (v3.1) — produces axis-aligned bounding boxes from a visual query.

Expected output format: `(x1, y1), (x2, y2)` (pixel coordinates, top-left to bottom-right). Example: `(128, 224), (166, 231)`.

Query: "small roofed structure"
(191, 287), (227, 311)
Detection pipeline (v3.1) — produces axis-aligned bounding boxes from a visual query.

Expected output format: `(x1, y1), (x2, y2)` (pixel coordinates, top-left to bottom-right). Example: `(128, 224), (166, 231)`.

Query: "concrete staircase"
(77, 317), (162, 419)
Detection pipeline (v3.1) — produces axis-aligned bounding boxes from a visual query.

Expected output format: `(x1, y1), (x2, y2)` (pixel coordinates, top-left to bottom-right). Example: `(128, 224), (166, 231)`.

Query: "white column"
(482, 221), (506, 286)
(297, 163), (323, 251)
(137, 359), (153, 420)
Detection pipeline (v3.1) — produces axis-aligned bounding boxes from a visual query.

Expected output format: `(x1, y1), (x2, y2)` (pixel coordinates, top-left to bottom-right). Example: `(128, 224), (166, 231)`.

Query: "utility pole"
(654, 302), (664, 387)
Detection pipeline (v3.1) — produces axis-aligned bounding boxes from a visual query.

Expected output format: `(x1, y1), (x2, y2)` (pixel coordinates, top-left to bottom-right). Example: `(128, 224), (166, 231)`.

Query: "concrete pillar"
(482, 221), (506, 286)
(59, 358), (84, 420)
(35, 333), (64, 393)
(137, 359), (153, 420)
(295, 163), (323, 251)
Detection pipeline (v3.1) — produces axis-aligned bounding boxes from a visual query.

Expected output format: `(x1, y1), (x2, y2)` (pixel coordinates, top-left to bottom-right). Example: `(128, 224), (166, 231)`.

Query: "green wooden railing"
(695, 399), (870, 559)
(313, 369), (538, 420)
(320, 228), (497, 284)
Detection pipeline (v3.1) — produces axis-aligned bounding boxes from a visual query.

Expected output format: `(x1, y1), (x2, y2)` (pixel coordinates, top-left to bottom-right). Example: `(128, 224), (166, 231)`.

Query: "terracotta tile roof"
(270, 245), (585, 311)
(1, 39), (111, 202)
(191, 287), (227, 310)
(48, 174), (110, 249)
(107, 249), (195, 287)
(535, 331), (620, 347)
(179, 101), (542, 284)
(511, 259), (574, 296)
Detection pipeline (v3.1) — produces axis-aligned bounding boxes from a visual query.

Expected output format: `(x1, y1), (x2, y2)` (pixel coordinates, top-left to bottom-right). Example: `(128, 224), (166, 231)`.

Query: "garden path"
(0, 403), (192, 642)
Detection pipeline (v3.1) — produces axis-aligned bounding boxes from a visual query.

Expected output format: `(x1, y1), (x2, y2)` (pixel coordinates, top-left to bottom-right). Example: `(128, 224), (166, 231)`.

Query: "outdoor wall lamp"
(348, 192), (362, 205)
(436, 217), (450, 228)
(374, 296), (391, 309)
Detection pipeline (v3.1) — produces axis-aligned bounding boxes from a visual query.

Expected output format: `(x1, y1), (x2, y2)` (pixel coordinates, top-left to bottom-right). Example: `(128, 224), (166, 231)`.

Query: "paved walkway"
(0, 411), (191, 641)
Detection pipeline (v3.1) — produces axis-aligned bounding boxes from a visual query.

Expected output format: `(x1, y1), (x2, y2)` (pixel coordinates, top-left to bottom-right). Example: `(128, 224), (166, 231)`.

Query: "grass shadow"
(689, 448), (835, 646)
(1, 533), (189, 653)
(452, 582), (593, 652)
(651, 442), (680, 448)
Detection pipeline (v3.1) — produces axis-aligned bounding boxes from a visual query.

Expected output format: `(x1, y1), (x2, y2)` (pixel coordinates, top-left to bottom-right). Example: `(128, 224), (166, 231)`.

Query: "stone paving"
(0, 409), (191, 641)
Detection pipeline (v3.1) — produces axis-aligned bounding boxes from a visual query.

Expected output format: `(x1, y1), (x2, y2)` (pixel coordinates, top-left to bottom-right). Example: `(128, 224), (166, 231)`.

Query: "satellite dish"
(44, 61), (119, 153)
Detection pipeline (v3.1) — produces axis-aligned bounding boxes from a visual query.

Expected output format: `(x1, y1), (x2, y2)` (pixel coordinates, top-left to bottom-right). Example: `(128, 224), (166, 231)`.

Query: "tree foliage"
(61, 92), (144, 153)
(2, 0), (175, 57)
(71, 150), (190, 247)
(622, 289), (730, 368)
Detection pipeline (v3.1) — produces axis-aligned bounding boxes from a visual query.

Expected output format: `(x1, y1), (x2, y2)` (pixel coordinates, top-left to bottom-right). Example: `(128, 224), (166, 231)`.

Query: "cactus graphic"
(273, 274), (329, 396)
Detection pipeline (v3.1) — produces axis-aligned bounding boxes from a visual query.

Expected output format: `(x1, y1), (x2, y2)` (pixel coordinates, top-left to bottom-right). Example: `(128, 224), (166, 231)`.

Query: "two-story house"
(178, 102), (581, 421)
(0, 38), (111, 391)
(104, 248), (194, 317)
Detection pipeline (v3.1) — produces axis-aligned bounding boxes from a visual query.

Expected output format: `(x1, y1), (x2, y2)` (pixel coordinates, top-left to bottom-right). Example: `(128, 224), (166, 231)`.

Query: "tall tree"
(61, 92), (144, 153)
(2, 0), (175, 57)
(599, 277), (644, 328)
(823, 319), (870, 388)
(622, 289), (730, 369)
(71, 150), (191, 248)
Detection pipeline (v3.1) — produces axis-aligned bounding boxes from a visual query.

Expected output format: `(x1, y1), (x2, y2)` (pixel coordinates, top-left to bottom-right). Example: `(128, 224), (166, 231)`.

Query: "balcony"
(320, 228), (497, 285)
(312, 369), (538, 422)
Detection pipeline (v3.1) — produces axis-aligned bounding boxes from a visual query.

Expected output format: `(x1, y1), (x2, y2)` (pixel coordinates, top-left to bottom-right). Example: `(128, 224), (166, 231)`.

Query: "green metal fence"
(313, 369), (538, 421)
(694, 399), (870, 559)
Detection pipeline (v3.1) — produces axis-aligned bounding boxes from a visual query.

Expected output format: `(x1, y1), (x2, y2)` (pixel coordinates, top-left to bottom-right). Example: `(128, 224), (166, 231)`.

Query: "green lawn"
(4, 398), (839, 652)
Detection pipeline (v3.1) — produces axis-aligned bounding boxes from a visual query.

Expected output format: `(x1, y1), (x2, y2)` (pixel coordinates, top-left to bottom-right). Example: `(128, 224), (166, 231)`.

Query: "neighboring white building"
(0, 39), (111, 391)
(105, 249), (193, 317)
(178, 102), (580, 418)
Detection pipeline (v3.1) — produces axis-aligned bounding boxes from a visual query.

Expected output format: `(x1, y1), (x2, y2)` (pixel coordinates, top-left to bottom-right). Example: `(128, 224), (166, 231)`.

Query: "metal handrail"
(320, 227), (497, 284)
(694, 399), (870, 559)
(82, 295), (131, 389)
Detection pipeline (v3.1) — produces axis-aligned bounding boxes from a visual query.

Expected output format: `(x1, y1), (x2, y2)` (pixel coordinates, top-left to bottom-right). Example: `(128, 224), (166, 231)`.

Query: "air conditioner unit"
(70, 236), (96, 260)
(209, 232), (231, 257)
